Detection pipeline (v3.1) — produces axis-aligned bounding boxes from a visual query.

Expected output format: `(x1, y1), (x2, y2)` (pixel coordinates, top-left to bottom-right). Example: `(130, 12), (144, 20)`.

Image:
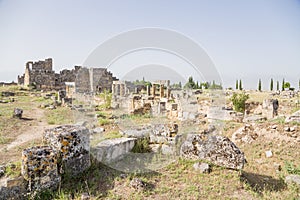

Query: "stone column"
(160, 84), (164, 98)
(146, 85), (150, 96)
(112, 84), (116, 95)
(152, 84), (156, 96)
(166, 87), (171, 99)
(115, 84), (120, 96)
(120, 84), (125, 96)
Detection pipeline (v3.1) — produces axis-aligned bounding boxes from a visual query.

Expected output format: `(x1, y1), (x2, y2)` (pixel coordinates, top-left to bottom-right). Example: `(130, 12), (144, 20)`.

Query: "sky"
(0, 0), (299, 89)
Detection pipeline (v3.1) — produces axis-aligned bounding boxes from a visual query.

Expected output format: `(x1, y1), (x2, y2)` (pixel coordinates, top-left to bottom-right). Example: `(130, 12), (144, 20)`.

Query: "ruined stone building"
(18, 58), (117, 93)
(75, 67), (118, 94)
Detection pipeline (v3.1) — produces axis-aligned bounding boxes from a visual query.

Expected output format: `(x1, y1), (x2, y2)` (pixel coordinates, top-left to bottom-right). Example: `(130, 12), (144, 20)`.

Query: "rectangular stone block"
(21, 146), (60, 191)
(43, 125), (90, 175)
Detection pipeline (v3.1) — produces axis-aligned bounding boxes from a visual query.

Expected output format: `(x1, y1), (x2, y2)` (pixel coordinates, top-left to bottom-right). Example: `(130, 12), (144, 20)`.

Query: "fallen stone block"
(43, 125), (90, 175)
(180, 134), (245, 170)
(21, 146), (60, 192)
(93, 138), (136, 163)
(0, 176), (27, 200)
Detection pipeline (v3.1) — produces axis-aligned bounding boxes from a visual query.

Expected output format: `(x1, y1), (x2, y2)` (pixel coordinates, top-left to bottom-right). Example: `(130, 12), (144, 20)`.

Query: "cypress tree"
(239, 79), (242, 90)
(276, 81), (279, 91)
(282, 78), (285, 91)
(270, 78), (273, 91)
(236, 80), (238, 90)
(258, 79), (262, 92)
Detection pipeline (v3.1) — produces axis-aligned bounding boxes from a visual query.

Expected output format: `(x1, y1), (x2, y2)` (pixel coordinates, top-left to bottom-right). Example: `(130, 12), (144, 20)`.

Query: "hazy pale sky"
(0, 0), (299, 89)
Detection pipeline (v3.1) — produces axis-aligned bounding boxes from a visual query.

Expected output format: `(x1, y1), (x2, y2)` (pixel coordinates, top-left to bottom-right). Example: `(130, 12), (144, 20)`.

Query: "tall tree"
(258, 79), (262, 92)
(270, 78), (273, 91)
(236, 80), (238, 90)
(239, 79), (242, 90)
(282, 78), (285, 91)
(276, 81), (279, 91)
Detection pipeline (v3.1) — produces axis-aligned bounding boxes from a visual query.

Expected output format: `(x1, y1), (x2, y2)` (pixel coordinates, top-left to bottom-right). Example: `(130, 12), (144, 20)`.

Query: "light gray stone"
(265, 150), (273, 158)
(92, 127), (105, 134)
(180, 134), (245, 170)
(193, 162), (211, 173)
(93, 138), (137, 163)
(285, 174), (300, 186)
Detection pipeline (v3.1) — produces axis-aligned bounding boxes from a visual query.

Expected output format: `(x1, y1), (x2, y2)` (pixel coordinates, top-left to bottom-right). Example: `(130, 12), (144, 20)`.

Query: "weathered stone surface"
(0, 176), (27, 200)
(120, 126), (151, 138)
(92, 127), (105, 134)
(21, 146), (60, 192)
(130, 178), (146, 190)
(43, 125), (90, 175)
(93, 138), (137, 163)
(13, 108), (23, 119)
(232, 124), (258, 144)
(285, 110), (300, 123)
(243, 115), (266, 123)
(285, 174), (300, 186)
(180, 134), (245, 170)
(193, 162), (211, 173)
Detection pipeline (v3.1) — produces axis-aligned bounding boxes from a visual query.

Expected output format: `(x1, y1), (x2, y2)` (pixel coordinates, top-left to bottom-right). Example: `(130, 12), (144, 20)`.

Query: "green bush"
(230, 92), (249, 113)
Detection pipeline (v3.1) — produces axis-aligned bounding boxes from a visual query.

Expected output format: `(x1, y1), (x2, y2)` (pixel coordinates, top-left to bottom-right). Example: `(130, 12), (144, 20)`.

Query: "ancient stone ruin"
(17, 58), (118, 93)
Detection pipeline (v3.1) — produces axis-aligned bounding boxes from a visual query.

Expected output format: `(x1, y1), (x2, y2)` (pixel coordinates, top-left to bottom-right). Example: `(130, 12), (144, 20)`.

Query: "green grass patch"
(98, 118), (111, 126)
(5, 161), (22, 178)
(45, 107), (74, 125)
(284, 161), (300, 175)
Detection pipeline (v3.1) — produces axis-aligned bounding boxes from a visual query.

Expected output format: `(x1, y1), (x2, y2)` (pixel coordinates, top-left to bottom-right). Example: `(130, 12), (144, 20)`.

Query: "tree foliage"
(270, 78), (273, 91)
(230, 92), (249, 113)
(258, 79), (262, 91)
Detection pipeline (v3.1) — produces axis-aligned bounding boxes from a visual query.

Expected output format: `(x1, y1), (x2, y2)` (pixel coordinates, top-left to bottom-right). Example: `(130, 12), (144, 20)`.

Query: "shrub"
(230, 92), (249, 113)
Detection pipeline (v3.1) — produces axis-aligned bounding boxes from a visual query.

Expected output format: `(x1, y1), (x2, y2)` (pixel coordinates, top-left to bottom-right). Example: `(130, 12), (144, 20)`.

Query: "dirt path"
(3, 107), (56, 151)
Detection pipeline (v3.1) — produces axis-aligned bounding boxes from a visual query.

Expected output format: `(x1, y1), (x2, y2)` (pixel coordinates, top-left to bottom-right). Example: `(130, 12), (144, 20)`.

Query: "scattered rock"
(120, 173), (127, 179)
(13, 108), (23, 119)
(290, 126), (296, 132)
(270, 125), (278, 129)
(81, 192), (90, 200)
(273, 163), (281, 172)
(92, 127), (105, 134)
(285, 110), (300, 123)
(180, 134), (245, 170)
(0, 169), (4, 178)
(285, 174), (300, 186)
(130, 178), (146, 190)
(232, 124), (258, 144)
(284, 127), (290, 132)
(265, 150), (273, 158)
(193, 162), (211, 173)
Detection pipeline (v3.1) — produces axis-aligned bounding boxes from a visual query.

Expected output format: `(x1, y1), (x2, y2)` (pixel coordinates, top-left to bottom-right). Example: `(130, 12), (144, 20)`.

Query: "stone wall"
(18, 58), (117, 93)
(75, 67), (118, 94)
